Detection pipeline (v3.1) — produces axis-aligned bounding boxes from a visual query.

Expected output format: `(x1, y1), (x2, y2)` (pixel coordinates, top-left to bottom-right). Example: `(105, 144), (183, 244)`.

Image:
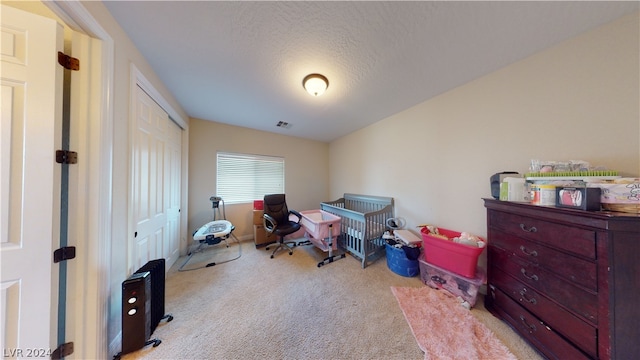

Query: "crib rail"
(344, 193), (394, 213)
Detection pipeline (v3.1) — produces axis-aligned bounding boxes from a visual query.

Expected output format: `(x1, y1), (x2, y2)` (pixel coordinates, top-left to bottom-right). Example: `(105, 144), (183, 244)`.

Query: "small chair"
(263, 194), (302, 258)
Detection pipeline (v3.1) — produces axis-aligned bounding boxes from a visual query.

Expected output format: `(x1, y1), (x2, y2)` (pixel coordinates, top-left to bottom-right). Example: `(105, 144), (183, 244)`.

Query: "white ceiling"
(104, 1), (639, 142)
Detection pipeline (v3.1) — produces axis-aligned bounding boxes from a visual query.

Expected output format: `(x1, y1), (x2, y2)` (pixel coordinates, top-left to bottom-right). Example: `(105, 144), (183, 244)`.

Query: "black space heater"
(134, 259), (169, 333)
(116, 259), (173, 359)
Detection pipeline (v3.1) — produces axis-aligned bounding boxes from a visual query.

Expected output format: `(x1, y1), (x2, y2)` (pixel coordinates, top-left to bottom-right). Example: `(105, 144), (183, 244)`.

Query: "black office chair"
(263, 194), (302, 258)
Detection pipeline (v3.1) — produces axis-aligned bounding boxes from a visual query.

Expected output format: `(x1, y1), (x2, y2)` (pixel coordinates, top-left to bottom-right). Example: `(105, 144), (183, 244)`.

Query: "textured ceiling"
(104, 1), (639, 142)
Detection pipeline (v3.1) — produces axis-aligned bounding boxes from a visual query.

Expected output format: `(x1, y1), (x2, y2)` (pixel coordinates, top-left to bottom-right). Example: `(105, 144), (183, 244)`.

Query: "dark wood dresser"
(483, 199), (640, 360)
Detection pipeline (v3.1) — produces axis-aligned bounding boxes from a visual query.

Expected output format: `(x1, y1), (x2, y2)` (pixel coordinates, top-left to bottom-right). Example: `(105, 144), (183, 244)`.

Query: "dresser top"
(483, 198), (640, 232)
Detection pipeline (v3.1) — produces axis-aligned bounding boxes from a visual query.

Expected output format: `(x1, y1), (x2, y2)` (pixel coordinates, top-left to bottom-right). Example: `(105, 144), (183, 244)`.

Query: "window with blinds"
(216, 152), (285, 204)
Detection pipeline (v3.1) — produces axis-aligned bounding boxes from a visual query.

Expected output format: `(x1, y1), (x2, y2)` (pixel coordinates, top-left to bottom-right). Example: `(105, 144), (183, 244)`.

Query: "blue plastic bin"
(385, 243), (420, 277)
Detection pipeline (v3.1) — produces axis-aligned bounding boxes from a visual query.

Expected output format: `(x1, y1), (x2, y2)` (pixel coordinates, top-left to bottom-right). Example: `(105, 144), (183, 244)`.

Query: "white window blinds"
(216, 152), (285, 204)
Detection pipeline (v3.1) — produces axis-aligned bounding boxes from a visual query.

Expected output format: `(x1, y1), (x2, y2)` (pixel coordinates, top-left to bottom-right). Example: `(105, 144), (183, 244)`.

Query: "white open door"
(1, 5), (62, 355)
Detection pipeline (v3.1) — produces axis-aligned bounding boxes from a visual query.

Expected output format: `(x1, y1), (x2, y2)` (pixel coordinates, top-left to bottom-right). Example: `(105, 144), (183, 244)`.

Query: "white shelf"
(525, 176), (620, 181)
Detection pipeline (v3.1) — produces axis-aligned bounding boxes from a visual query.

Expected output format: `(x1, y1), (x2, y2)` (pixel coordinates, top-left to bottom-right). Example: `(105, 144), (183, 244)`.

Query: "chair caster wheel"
(270, 255), (274, 259)
(288, 252), (293, 255)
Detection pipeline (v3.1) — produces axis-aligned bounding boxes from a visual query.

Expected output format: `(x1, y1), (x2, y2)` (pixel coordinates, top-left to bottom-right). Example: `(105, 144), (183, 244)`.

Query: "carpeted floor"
(121, 238), (542, 360)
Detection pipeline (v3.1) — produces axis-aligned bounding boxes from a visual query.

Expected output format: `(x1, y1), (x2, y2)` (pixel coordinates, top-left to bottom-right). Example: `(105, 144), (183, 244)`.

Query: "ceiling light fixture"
(302, 73), (329, 96)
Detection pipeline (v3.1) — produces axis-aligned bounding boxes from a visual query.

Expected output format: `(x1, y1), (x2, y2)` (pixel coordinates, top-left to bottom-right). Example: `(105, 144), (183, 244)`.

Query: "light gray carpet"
(122, 238), (542, 360)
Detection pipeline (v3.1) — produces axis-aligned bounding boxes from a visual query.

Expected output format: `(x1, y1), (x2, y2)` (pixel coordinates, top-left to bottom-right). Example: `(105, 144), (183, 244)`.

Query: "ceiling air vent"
(276, 121), (291, 129)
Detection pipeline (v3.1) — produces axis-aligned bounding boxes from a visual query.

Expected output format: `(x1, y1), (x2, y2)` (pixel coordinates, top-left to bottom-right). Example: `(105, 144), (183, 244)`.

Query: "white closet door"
(132, 85), (181, 272)
(165, 121), (181, 266)
(0, 5), (62, 352)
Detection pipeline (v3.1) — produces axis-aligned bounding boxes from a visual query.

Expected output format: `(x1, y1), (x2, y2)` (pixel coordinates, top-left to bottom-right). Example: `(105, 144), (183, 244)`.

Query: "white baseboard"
(108, 331), (121, 359)
(237, 234), (253, 242)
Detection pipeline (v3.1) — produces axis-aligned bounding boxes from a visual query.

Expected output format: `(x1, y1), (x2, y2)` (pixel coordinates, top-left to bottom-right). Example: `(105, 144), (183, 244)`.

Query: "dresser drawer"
(491, 230), (597, 291)
(491, 267), (597, 357)
(489, 246), (598, 324)
(489, 286), (591, 360)
(489, 210), (596, 259)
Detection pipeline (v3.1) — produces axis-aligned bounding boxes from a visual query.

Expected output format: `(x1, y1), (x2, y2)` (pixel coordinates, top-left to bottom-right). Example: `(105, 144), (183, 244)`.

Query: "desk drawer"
(489, 211), (596, 259)
(491, 230), (596, 291)
(491, 268), (597, 357)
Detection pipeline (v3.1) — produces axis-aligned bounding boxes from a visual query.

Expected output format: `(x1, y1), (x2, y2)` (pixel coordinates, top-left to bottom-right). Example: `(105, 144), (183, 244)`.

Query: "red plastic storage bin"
(420, 227), (485, 278)
(253, 200), (264, 210)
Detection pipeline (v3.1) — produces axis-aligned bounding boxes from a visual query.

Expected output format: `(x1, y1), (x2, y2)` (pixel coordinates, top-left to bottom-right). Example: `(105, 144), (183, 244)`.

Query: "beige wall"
(330, 12), (640, 243)
(187, 119), (330, 239)
(71, 1), (191, 353)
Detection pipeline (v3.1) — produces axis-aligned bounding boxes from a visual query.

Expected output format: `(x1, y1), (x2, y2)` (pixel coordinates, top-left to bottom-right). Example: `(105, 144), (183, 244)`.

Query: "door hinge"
(56, 150), (78, 164)
(53, 246), (76, 263)
(51, 342), (74, 359)
(58, 51), (79, 71)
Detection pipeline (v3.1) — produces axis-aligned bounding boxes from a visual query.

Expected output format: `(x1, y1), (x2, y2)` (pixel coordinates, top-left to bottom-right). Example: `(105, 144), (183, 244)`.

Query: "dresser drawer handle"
(519, 223), (537, 233)
(519, 289), (537, 305)
(520, 268), (539, 281)
(519, 315), (537, 332)
(519, 245), (538, 257)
